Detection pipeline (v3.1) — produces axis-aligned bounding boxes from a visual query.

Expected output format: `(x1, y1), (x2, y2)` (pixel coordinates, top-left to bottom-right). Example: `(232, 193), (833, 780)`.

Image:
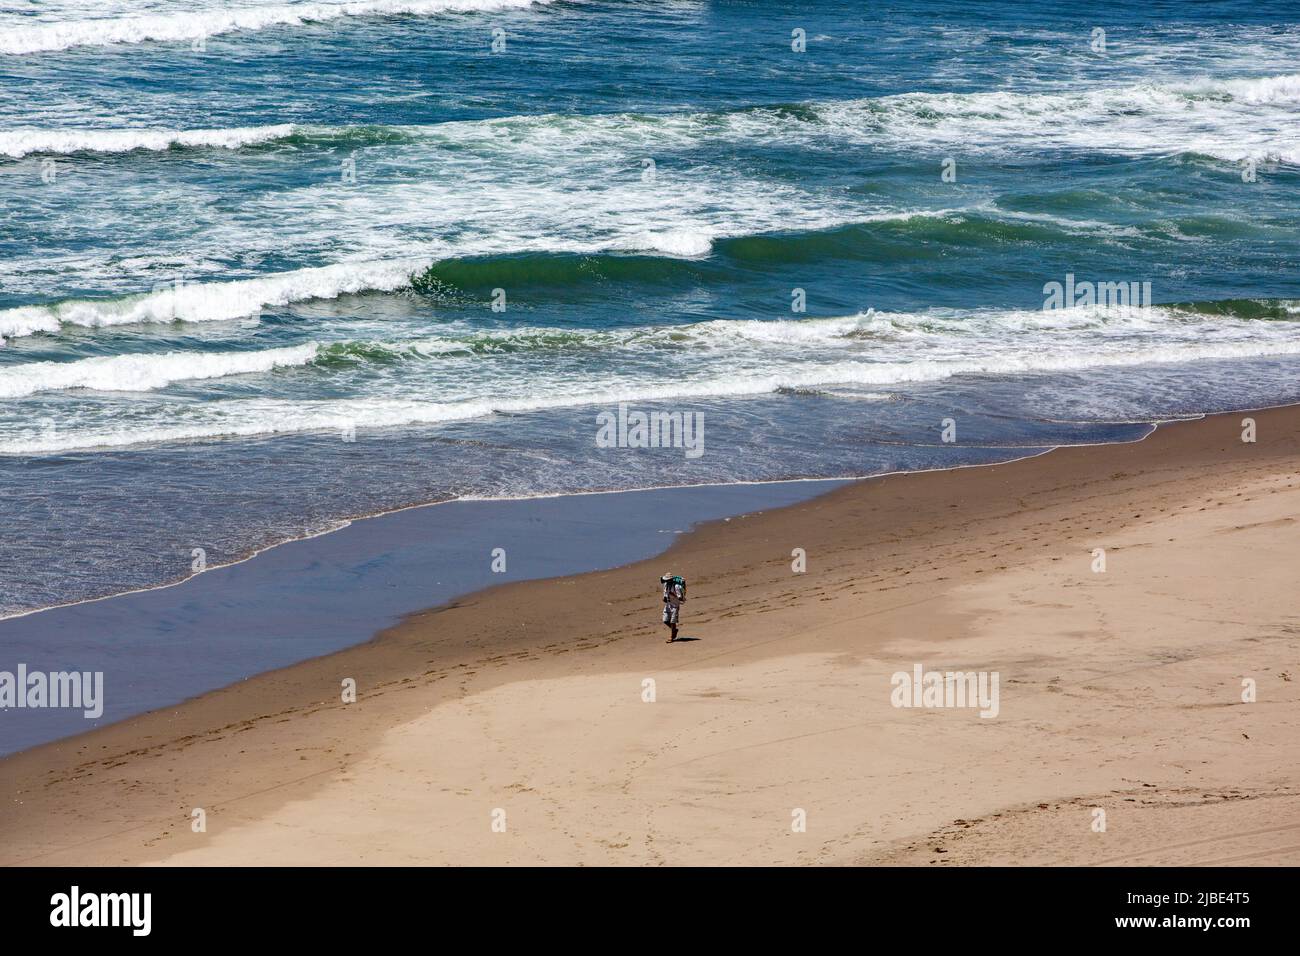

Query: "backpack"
(670, 575), (686, 598)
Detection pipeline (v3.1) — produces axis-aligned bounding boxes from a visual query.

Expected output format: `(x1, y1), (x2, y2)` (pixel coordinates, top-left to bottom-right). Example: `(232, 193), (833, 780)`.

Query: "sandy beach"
(3, 405), (1299, 866)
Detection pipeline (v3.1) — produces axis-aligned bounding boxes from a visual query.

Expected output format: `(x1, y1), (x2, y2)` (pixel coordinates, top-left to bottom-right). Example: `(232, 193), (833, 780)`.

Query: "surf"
(6, 300), (1300, 453)
(0, 0), (556, 56)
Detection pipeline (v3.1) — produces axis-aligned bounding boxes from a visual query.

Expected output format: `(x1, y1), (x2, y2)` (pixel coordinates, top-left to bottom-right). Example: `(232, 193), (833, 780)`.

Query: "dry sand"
(3, 406), (1299, 866)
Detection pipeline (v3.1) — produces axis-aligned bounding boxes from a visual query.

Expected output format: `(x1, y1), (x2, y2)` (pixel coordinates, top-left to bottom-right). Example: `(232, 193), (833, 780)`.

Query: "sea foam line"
(0, 259), (425, 340)
(0, 344), (320, 399)
(0, 0), (554, 56)
(0, 125), (297, 159)
(7, 335), (1300, 454)
(9, 72), (1298, 162)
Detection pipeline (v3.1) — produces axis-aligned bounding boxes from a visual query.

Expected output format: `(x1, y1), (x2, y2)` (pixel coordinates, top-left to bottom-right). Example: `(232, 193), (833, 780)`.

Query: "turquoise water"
(1, 0), (1298, 615)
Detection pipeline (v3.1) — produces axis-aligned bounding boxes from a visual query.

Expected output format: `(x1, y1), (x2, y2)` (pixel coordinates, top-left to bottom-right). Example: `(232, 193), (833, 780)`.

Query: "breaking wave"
(0, 0), (555, 56)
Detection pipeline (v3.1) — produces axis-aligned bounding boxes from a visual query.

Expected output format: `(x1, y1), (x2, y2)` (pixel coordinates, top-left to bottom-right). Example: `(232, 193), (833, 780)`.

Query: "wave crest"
(0, 125), (296, 159)
(0, 345), (320, 399)
(0, 0), (554, 56)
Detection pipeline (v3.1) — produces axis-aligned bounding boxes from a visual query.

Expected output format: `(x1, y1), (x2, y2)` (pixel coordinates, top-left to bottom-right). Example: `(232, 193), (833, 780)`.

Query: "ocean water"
(1, 0), (1299, 617)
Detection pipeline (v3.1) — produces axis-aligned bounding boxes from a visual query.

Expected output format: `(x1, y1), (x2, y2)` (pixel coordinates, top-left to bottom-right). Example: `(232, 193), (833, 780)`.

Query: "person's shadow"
(670, 635), (701, 642)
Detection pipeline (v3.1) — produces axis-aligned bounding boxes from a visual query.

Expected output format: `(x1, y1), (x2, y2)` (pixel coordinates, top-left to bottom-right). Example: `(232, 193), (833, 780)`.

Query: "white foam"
(0, 0), (553, 56)
(618, 229), (715, 258)
(419, 72), (1300, 165)
(813, 73), (1300, 164)
(1217, 73), (1300, 105)
(0, 344), (319, 398)
(0, 206), (968, 340)
(0, 259), (424, 339)
(9, 311), (1300, 454)
(17, 73), (1290, 313)
(0, 124), (296, 159)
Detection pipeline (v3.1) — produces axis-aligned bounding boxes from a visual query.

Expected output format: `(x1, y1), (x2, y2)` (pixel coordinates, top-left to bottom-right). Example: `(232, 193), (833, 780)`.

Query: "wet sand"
(3, 406), (1298, 865)
(0, 478), (844, 755)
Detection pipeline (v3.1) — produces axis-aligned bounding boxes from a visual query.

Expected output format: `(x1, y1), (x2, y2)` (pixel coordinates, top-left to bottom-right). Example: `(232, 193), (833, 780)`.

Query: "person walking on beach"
(660, 573), (686, 643)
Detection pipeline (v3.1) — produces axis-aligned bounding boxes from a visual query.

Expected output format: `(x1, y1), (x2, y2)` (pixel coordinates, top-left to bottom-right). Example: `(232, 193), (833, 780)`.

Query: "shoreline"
(0, 477), (851, 756)
(3, 403), (1299, 865)
(0, 474), (863, 626)
(0, 409), (1154, 747)
(0, 409), (1162, 749)
(2, 425), (1135, 626)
